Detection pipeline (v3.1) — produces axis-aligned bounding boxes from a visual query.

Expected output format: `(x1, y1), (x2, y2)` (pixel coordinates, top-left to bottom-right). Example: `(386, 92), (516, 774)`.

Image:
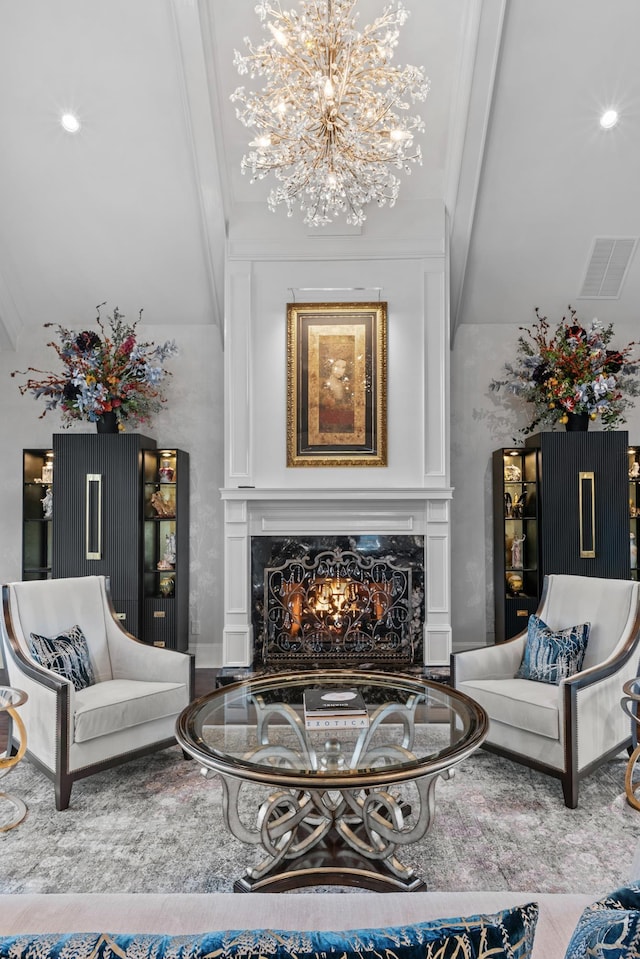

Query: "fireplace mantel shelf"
(221, 487), (453, 501)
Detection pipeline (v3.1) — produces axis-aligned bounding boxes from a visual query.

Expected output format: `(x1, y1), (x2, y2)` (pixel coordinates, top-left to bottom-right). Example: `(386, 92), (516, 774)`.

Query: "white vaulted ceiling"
(0, 0), (639, 349)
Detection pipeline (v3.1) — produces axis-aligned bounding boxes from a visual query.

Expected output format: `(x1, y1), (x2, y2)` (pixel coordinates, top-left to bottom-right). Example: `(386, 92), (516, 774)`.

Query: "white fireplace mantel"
(221, 486), (453, 669)
(221, 210), (452, 673)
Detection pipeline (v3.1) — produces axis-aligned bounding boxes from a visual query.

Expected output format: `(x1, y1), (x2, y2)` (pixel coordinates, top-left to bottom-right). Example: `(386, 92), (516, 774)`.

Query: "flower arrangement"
(490, 306), (640, 434)
(12, 303), (178, 428)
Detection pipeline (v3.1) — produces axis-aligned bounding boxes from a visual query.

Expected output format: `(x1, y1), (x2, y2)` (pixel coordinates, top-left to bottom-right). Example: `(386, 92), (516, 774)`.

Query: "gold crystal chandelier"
(231, 0), (430, 227)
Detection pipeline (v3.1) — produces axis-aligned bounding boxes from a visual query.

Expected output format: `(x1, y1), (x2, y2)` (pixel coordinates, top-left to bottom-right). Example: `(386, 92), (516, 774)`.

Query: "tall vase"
(565, 412), (589, 432)
(96, 411), (119, 434)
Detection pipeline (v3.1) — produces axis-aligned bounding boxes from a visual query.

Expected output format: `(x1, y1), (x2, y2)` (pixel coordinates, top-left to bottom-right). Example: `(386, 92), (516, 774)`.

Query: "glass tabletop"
(176, 670), (488, 789)
(0, 687), (27, 711)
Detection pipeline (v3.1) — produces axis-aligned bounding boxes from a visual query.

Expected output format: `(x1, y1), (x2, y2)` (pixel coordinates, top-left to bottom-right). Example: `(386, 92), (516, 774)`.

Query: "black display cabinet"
(24, 434), (190, 651)
(493, 430), (630, 642)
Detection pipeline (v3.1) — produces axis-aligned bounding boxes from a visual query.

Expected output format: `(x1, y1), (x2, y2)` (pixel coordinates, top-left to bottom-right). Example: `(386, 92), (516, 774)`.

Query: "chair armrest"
(564, 637), (639, 692)
(568, 655), (639, 769)
(99, 577), (192, 689)
(106, 625), (193, 688)
(1, 625), (73, 772)
(451, 633), (527, 686)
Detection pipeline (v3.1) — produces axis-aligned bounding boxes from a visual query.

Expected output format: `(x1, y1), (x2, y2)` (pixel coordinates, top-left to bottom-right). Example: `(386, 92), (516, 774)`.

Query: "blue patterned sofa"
(0, 891), (600, 959)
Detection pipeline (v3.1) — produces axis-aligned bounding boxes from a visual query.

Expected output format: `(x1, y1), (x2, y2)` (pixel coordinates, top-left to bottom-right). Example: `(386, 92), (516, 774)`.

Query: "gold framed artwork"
(287, 301), (387, 467)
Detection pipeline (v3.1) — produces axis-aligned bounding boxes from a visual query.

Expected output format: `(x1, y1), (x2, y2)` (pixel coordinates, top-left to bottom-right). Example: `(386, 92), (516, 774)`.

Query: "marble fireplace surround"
(220, 488), (452, 669)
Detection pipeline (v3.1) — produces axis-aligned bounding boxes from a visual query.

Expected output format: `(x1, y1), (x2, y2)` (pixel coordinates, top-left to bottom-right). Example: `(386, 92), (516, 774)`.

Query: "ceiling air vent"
(578, 237), (638, 299)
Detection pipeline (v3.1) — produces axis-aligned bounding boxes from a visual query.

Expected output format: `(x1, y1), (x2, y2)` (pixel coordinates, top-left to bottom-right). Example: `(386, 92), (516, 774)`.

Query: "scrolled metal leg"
(0, 706), (28, 831)
(336, 774), (439, 881)
(625, 744), (640, 811)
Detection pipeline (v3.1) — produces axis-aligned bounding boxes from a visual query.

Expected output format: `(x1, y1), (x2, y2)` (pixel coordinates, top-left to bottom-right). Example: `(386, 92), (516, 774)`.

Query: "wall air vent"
(578, 237), (638, 299)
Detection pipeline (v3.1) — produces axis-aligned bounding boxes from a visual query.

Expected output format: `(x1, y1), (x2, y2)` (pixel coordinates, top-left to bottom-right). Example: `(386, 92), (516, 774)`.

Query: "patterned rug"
(1, 741), (637, 896)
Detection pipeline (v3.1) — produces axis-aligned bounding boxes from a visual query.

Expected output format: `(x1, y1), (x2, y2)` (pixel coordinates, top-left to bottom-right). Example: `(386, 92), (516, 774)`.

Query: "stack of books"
(303, 687), (370, 730)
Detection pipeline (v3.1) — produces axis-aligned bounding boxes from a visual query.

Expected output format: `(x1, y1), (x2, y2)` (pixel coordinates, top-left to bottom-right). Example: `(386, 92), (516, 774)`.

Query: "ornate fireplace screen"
(263, 548), (414, 666)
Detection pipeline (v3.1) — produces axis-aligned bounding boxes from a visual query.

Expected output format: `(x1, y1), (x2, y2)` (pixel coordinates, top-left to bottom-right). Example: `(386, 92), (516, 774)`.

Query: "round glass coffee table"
(176, 670), (488, 892)
(0, 686), (28, 832)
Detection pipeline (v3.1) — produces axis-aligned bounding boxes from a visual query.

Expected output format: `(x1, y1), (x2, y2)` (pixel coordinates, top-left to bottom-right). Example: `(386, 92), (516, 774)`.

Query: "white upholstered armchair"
(0, 575), (193, 810)
(452, 574), (640, 807)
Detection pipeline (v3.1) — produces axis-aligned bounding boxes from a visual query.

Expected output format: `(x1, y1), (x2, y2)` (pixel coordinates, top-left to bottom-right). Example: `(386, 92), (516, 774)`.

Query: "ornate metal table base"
(215, 695), (449, 893)
(220, 773), (440, 893)
(0, 691), (28, 833)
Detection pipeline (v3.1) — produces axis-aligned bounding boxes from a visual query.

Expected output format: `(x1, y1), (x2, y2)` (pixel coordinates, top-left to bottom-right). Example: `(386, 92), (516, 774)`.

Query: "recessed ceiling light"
(600, 109), (619, 130)
(61, 112), (81, 134)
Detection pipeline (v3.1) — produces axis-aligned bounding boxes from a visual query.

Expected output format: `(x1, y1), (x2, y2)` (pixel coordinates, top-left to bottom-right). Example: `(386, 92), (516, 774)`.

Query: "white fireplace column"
(220, 487), (452, 669)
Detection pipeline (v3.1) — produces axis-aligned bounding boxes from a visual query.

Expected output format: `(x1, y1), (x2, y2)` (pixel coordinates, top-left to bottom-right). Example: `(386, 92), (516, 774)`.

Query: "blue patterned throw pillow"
(0, 903), (539, 959)
(517, 614), (590, 684)
(564, 884), (640, 958)
(29, 624), (95, 691)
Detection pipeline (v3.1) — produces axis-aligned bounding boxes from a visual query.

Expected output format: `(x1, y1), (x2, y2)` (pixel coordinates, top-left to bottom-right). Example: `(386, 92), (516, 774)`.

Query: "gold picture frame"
(287, 301), (387, 467)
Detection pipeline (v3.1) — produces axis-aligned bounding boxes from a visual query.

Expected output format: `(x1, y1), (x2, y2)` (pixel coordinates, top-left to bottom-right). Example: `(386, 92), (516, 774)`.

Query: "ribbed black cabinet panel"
(51, 433), (156, 636)
(525, 431), (630, 579)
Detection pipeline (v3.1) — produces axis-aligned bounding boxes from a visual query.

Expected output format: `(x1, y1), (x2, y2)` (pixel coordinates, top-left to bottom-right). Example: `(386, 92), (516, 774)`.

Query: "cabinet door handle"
(86, 473), (103, 559)
(579, 471), (596, 558)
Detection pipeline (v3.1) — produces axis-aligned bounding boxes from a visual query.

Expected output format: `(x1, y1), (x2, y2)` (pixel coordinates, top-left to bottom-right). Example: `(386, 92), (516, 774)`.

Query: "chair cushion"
(29, 625), (96, 691)
(458, 678), (560, 739)
(0, 903), (540, 959)
(73, 679), (187, 743)
(516, 615), (590, 684)
(564, 883), (640, 957)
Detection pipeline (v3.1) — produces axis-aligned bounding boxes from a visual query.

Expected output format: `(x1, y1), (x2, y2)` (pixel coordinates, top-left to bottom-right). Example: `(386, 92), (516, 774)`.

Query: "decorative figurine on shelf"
(630, 461), (640, 479)
(504, 463), (522, 482)
(156, 532), (176, 571)
(151, 489), (175, 518)
(504, 492), (512, 517)
(506, 572), (524, 596)
(159, 575), (175, 598)
(159, 456), (175, 483)
(511, 533), (526, 569)
(41, 461), (53, 484)
(165, 531), (176, 564)
(632, 533), (638, 571)
(41, 487), (53, 520)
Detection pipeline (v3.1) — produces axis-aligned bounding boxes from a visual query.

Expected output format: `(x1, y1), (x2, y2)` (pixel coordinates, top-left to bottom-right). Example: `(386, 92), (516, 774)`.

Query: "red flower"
(118, 335), (136, 356)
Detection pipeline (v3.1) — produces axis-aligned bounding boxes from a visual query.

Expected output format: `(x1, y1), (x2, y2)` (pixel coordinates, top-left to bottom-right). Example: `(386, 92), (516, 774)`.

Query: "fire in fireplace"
(252, 537), (424, 669)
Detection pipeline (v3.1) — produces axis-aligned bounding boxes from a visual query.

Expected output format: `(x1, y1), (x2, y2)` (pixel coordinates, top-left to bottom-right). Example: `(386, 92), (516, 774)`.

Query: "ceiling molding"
(443, 0), (485, 219)
(169, 0), (227, 336)
(447, 0), (507, 346)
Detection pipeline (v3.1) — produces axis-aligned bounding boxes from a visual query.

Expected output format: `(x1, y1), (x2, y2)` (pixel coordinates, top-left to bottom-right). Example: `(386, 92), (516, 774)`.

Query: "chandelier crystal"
(231, 0), (430, 227)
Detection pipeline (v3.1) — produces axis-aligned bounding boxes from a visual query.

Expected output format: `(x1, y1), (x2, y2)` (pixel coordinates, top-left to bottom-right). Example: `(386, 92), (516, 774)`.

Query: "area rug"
(0, 743), (637, 895)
